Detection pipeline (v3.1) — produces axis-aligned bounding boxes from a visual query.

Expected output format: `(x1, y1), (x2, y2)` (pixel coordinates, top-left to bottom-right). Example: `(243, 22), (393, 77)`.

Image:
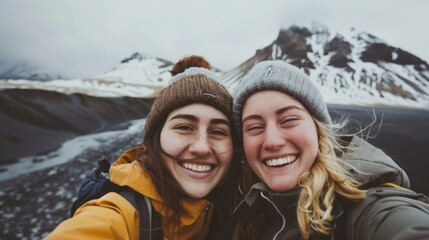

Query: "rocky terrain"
(0, 130), (142, 239)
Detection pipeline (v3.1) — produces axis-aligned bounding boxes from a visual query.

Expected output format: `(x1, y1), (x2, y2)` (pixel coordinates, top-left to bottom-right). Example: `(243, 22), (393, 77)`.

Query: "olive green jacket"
(342, 137), (429, 240)
(230, 137), (429, 240)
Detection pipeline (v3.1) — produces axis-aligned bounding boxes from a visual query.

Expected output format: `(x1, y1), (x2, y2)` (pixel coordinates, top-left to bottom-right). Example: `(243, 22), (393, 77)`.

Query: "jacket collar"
(109, 146), (209, 226)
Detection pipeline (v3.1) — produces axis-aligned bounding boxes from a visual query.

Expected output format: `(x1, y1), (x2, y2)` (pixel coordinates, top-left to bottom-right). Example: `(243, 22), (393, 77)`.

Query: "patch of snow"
(271, 44), (282, 59)
(392, 51), (398, 61)
(0, 78), (157, 97)
(96, 55), (171, 86)
(53, 201), (66, 210)
(47, 169), (57, 176)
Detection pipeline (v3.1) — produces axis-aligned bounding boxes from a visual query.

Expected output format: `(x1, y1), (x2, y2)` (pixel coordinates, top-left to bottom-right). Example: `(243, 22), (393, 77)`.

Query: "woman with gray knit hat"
(221, 60), (429, 240)
(47, 55), (240, 240)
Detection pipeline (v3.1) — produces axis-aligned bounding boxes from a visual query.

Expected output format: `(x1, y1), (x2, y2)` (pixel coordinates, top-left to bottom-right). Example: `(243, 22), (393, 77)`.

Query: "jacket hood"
(109, 146), (209, 226)
(344, 136), (410, 188)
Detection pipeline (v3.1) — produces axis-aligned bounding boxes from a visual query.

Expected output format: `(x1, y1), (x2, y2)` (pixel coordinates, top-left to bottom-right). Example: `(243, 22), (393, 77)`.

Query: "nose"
(262, 124), (286, 151)
(189, 133), (212, 157)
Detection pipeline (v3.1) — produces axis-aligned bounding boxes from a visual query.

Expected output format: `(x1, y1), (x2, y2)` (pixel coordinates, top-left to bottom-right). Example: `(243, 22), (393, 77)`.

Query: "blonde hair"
(296, 119), (366, 238)
(234, 118), (367, 240)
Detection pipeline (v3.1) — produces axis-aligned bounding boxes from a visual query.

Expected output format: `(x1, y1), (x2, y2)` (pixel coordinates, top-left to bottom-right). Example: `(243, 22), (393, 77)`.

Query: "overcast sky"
(1, 0), (428, 78)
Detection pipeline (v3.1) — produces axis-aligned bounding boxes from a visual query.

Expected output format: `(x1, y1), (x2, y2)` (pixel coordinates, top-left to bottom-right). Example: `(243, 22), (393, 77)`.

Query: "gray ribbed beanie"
(233, 60), (331, 135)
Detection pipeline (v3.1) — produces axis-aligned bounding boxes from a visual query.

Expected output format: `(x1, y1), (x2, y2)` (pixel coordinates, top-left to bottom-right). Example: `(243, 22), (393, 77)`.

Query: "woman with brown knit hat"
(46, 55), (240, 240)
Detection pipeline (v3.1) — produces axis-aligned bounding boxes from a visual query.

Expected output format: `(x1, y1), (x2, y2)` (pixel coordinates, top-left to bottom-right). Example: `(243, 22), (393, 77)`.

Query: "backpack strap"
(120, 187), (163, 240)
(70, 159), (123, 217)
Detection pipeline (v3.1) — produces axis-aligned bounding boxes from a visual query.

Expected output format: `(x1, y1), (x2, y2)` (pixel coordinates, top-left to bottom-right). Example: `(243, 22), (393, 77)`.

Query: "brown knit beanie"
(143, 55), (233, 144)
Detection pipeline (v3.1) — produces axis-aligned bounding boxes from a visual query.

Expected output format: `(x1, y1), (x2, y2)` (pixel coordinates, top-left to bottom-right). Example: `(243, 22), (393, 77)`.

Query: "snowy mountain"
(96, 52), (172, 87)
(1, 25), (428, 107)
(0, 53), (173, 98)
(0, 61), (64, 81)
(1, 25), (429, 240)
(223, 23), (429, 109)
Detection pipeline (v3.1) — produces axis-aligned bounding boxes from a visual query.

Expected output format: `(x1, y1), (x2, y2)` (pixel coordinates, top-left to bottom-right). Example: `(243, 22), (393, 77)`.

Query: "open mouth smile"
(181, 162), (213, 172)
(264, 155), (297, 167)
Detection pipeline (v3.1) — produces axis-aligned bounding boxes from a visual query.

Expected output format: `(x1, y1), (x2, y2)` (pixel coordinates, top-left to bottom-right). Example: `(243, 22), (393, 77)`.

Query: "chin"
(186, 191), (210, 199)
(266, 180), (296, 192)
(183, 187), (212, 199)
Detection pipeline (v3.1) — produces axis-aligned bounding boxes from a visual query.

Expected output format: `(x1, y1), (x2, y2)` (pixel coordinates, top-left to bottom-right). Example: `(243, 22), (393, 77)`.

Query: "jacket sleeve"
(45, 192), (139, 240)
(347, 187), (429, 240)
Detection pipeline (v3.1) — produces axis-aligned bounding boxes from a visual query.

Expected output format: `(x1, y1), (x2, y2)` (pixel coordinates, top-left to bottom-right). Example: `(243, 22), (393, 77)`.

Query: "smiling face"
(160, 103), (233, 199)
(241, 90), (319, 192)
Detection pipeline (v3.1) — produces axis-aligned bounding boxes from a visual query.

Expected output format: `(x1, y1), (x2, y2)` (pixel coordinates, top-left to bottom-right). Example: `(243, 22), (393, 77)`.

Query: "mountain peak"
(121, 52), (151, 63)
(120, 52), (172, 66)
(0, 61), (65, 81)
(223, 24), (429, 109)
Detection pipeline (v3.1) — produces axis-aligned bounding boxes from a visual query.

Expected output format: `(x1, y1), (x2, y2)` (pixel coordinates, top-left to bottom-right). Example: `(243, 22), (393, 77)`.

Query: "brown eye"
(175, 125), (193, 131)
(211, 129), (226, 136)
(210, 125), (231, 137)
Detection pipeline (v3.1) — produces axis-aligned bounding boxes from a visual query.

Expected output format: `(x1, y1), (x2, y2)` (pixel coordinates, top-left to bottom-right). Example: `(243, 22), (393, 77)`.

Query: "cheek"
(214, 139), (234, 163)
(160, 128), (185, 155)
(160, 128), (167, 147)
(243, 137), (258, 161)
(295, 124), (319, 158)
(159, 128), (170, 151)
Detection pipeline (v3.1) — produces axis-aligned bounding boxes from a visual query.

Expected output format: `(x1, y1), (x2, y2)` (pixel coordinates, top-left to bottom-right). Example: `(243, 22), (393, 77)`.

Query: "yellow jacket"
(46, 146), (212, 240)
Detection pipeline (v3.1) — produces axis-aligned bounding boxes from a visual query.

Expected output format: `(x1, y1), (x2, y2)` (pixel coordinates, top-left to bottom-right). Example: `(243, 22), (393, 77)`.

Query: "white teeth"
(182, 162), (212, 172)
(265, 155), (297, 167)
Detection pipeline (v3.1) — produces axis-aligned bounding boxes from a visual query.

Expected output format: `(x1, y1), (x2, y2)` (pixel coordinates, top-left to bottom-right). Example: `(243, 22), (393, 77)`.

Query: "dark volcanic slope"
(329, 104), (429, 195)
(0, 89), (153, 163)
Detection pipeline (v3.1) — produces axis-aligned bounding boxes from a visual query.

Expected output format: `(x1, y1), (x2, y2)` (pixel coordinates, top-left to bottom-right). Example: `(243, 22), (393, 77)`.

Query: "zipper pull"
(203, 203), (211, 225)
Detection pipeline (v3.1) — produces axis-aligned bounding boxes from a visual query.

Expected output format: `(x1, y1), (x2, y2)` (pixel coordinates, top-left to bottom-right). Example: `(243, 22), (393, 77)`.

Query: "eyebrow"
(169, 114), (230, 126)
(170, 114), (197, 122)
(242, 105), (303, 123)
(275, 106), (303, 115)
